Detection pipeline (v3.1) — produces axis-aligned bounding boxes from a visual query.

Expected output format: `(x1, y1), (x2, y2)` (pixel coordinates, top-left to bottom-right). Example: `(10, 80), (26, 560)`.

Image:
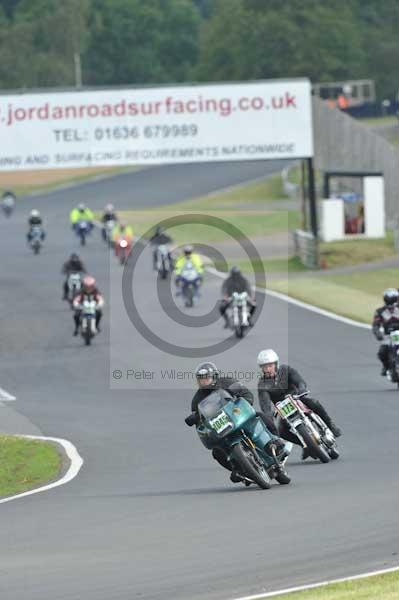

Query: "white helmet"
(30, 209), (40, 218)
(105, 203), (114, 212)
(78, 203), (85, 211)
(257, 349), (279, 368)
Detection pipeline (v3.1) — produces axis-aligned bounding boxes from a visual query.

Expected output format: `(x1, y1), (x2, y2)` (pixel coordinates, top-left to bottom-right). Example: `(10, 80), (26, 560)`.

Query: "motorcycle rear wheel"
(231, 442), (271, 490)
(296, 423), (330, 463)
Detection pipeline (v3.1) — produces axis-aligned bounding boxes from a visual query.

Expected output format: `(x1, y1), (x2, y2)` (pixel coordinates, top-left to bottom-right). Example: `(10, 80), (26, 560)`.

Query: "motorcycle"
(194, 389), (292, 489)
(79, 299), (97, 346)
(103, 219), (116, 246)
(66, 272), (82, 307)
(274, 392), (339, 463)
(386, 330), (399, 387)
(180, 262), (201, 308)
(2, 195), (15, 217)
(30, 226), (43, 255)
(155, 244), (172, 279)
(76, 220), (91, 246)
(228, 291), (250, 338)
(116, 237), (132, 265)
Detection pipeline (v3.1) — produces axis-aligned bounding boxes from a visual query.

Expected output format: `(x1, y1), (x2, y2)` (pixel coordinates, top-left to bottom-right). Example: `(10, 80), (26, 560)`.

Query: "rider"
(174, 245), (203, 293)
(257, 349), (342, 459)
(27, 209), (45, 242)
(101, 203), (118, 241)
(220, 266), (256, 328)
(61, 253), (87, 301)
(149, 225), (174, 270)
(185, 362), (286, 482)
(70, 203), (94, 233)
(72, 275), (104, 336)
(372, 288), (399, 375)
(1, 190), (16, 214)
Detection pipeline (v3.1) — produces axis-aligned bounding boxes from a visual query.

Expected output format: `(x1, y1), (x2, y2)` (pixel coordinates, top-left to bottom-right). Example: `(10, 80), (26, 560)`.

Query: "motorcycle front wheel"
(296, 423), (330, 463)
(231, 442), (271, 489)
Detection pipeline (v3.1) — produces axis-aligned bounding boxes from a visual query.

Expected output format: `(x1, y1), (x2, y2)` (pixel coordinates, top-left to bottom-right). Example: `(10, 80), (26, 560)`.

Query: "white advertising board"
(0, 79), (313, 170)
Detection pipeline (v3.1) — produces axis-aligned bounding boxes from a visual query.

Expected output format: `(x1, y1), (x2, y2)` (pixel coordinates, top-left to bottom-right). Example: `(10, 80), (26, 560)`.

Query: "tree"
(84, 0), (200, 85)
(195, 0), (366, 85)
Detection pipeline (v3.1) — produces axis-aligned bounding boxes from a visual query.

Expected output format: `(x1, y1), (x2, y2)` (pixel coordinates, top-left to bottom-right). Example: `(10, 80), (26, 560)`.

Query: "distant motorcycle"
(103, 219), (116, 246)
(155, 244), (172, 279)
(79, 299), (97, 346)
(116, 237), (132, 265)
(30, 226), (43, 255)
(179, 261), (201, 308)
(1, 194), (15, 217)
(66, 272), (82, 307)
(228, 291), (250, 338)
(386, 330), (399, 387)
(190, 389), (291, 489)
(275, 392), (339, 463)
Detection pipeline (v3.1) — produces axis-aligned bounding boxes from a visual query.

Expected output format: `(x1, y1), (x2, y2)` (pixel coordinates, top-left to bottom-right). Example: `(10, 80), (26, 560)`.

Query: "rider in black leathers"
(219, 266), (256, 327)
(27, 209), (45, 242)
(61, 253), (87, 300)
(149, 226), (173, 270)
(186, 361), (286, 482)
(257, 349), (341, 458)
(372, 288), (399, 375)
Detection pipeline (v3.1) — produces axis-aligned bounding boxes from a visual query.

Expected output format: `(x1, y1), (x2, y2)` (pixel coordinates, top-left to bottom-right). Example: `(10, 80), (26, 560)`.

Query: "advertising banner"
(0, 79), (313, 170)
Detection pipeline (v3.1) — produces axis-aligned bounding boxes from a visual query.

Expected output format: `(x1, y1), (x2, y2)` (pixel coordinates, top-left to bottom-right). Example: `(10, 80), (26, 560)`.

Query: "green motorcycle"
(189, 389), (292, 489)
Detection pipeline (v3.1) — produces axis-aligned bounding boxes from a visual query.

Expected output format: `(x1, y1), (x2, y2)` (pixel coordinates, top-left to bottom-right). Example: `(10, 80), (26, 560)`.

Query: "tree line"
(0, 0), (397, 100)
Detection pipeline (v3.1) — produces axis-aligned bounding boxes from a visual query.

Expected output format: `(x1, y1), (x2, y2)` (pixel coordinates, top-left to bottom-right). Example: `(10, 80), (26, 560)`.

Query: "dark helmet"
(70, 253), (79, 261)
(195, 361), (219, 387)
(383, 288), (399, 305)
(184, 245), (194, 256)
(154, 225), (163, 236)
(230, 265), (241, 276)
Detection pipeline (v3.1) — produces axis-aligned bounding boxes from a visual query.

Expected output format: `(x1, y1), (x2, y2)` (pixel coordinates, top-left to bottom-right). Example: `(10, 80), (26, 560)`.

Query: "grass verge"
(214, 256), (307, 273)
(170, 172), (288, 209)
(266, 570), (399, 599)
(116, 208), (299, 244)
(0, 435), (61, 497)
(319, 234), (396, 269)
(268, 267), (399, 323)
(111, 173), (298, 245)
(361, 115), (398, 126)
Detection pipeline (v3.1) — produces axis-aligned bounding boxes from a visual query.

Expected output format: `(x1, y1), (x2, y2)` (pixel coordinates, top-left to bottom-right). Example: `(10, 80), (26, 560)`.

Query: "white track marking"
(206, 266), (371, 330)
(233, 565), (399, 599)
(0, 386), (16, 401)
(0, 435), (83, 504)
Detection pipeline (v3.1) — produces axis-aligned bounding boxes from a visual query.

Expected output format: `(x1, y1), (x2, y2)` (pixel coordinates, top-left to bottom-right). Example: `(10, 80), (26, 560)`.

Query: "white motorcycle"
(274, 392), (339, 463)
(228, 291), (250, 338)
(156, 244), (172, 279)
(30, 226), (43, 255)
(80, 299), (97, 346)
(103, 219), (116, 247)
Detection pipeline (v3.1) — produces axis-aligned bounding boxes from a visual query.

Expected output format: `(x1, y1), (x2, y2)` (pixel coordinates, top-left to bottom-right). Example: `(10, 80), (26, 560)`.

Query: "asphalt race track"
(0, 161), (398, 600)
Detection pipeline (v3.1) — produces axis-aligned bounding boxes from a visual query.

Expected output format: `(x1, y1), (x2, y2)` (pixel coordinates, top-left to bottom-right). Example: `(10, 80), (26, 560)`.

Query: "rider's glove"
(185, 413), (199, 427)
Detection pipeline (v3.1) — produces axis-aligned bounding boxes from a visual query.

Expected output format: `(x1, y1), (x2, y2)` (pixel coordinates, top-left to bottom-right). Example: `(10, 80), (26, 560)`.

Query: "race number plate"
(276, 397), (297, 418)
(209, 411), (231, 434)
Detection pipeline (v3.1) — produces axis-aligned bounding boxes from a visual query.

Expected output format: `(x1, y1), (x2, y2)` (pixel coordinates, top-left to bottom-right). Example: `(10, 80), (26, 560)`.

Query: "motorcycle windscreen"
(198, 390), (231, 419)
(198, 390), (234, 437)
